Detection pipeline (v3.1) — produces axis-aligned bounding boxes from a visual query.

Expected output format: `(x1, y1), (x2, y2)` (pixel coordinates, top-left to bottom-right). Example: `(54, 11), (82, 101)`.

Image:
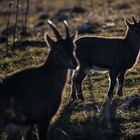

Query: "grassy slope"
(0, 0), (140, 139)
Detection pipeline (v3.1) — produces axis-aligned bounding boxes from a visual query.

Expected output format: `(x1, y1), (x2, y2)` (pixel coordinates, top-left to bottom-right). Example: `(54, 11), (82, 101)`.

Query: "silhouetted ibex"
(0, 20), (78, 140)
(71, 17), (140, 101)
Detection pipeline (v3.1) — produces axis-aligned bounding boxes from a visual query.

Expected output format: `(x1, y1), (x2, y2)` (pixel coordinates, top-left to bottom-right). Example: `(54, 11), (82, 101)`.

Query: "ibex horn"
(132, 16), (137, 24)
(63, 20), (70, 39)
(125, 19), (132, 27)
(48, 20), (62, 40)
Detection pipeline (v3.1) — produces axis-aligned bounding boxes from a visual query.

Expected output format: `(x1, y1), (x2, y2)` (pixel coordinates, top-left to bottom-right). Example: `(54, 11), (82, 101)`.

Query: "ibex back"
(71, 17), (140, 101)
(0, 20), (78, 140)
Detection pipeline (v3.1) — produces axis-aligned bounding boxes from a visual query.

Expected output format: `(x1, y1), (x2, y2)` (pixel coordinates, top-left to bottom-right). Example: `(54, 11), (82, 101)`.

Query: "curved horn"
(132, 16), (137, 24)
(48, 20), (62, 40)
(125, 19), (132, 27)
(63, 20), (70, 39)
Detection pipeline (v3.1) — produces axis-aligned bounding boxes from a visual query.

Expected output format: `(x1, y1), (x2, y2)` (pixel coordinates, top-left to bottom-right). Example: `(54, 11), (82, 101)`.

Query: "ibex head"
(45, 20), (78, 69)
(125, 17), (140, 45)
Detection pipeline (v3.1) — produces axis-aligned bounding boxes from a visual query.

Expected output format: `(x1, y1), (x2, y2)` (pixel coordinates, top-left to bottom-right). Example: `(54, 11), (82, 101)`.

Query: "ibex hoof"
(69, 95), (77, 102)
(107, 94), (113, 100)
(77, 95), (85, 101)
(118, 92), (123, 97)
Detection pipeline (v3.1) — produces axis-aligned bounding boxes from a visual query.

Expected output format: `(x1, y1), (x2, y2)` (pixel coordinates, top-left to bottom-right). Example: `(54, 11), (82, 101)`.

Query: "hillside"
(0, 0), (140, 139)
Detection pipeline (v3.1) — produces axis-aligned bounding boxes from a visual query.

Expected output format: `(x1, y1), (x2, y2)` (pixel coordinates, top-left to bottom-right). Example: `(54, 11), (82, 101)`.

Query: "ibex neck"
(43, 52), (68, 74)
(124, 36), (139, 51)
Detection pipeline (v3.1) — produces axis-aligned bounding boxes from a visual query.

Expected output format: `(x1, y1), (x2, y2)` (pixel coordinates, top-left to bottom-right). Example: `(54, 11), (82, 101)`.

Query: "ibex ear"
(125, 19), (132, 27)
(70, 31), (78, 41)
(44, 33), (55, 48)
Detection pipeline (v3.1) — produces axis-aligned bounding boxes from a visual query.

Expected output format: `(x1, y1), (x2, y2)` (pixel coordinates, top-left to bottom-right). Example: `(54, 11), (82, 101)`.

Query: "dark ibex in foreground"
(71, 17), (140, 101)
(0, 20), (78, 140)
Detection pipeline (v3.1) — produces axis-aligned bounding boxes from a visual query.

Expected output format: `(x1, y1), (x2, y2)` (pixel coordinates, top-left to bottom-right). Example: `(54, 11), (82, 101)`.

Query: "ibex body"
(0, 20), (78, 140)
(71, 17), (140, 100)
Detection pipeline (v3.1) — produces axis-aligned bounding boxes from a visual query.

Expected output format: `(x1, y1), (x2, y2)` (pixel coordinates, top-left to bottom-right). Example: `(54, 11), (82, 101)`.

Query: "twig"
(12, 0), (20, 53)
(24, 0), (30, 33)
(5, 0), (13, 53)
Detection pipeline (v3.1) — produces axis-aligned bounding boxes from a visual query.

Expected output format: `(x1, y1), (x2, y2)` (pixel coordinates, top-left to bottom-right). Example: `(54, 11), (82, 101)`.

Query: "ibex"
(0, 20), (78, 140)
(71, 17), (140, 101)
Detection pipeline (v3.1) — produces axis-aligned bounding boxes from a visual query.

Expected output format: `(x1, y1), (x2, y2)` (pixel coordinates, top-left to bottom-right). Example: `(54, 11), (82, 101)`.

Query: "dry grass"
(0, 0), (140, 139)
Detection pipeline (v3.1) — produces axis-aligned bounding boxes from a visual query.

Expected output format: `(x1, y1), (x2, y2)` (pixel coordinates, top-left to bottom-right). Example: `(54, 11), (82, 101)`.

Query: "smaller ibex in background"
(0, 20), (78, 140)
(71, 17), (140, 101)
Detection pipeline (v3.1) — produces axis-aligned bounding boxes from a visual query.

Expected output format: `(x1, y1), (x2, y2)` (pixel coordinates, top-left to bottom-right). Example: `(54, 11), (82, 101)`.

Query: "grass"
(0, 0), (140, 139)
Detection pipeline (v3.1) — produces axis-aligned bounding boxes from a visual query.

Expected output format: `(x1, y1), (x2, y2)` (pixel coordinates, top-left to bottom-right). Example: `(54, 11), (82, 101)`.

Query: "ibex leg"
(37, 121), (49, 140)
(21, 125), (34, 140)
(108, 70), (118, 99)
(71, 68), (89, 101)
(117, 70), (126, 97)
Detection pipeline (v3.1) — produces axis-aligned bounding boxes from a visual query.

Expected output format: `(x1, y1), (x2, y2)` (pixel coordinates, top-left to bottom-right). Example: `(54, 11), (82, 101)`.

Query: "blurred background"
(0, 0), (140, 140)
(0, 0), (140, 44)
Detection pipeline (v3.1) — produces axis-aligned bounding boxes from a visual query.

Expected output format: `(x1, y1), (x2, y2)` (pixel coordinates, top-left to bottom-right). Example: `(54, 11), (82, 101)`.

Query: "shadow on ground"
(49, 98), (123, 140)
